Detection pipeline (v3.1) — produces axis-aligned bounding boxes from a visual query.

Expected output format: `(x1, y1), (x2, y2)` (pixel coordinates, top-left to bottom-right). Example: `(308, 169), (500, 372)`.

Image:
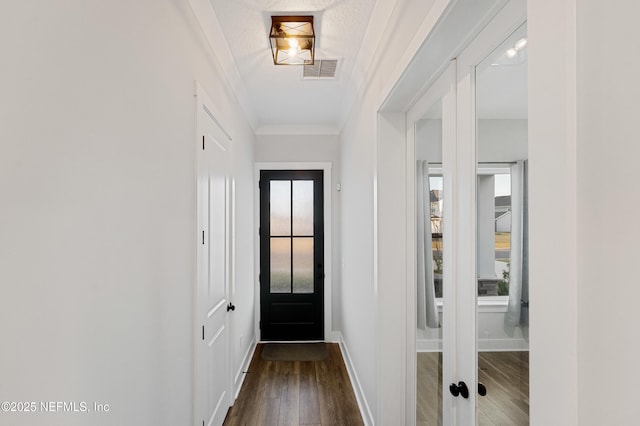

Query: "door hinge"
(202, 325), (204, 341)
(202, 136), (205, 150)
(259, 273), (261, 283)
(202, 230), (205, 245)
(259, 227), (261, 236)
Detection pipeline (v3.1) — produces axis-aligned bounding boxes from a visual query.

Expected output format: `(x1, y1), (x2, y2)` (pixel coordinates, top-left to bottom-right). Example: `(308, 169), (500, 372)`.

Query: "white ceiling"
(207, 0), (377, 133)
(196, 0), (527, 133)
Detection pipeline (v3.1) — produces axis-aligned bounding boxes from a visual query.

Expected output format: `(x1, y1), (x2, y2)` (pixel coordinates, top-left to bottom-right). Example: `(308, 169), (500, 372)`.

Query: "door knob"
(226, 303), (235, 312)
(478, 382), (487, 396)
(449, 381), (469, 399)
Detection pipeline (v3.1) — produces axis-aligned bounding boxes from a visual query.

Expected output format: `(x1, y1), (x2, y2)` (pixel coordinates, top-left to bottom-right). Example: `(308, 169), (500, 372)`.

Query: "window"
(429, 174), (443, 298)
(477, 166), (512, 297)
(427, 166), (518, 299)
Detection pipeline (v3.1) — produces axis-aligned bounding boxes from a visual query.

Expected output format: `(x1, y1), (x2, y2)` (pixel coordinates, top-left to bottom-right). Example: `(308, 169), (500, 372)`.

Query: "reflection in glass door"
(416, 103), (445, 425)
(412, 63), (455, 426)
(475, 23), (529, 425)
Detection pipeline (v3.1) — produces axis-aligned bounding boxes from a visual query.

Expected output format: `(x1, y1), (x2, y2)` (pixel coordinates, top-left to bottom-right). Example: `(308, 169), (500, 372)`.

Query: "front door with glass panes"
(259, 170), (324, 341)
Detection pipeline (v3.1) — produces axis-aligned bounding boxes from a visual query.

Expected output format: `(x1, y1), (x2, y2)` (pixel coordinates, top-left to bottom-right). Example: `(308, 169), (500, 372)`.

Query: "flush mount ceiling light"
(269, 16), (315, 66)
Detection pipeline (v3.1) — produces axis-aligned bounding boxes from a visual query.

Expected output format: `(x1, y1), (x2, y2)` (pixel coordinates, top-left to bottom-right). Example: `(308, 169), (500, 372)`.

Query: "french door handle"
(478, 382), (487, 396)
(226, 303), (235, 312)
(449, 381), (469, 399)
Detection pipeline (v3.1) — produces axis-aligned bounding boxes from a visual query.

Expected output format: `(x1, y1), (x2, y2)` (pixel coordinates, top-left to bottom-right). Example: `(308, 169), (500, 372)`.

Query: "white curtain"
(417, 160), (440, 329)
(506, 160), (529, 326)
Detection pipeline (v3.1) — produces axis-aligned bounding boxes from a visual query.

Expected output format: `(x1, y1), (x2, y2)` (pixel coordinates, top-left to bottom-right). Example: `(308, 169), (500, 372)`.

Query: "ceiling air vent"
(303, 59), (338, 79)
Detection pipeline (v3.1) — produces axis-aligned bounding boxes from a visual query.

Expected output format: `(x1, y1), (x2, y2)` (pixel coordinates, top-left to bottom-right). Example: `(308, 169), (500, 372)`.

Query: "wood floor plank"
(257, 397), (281, 426)
(279, 368), (300, 426)
(299, 360), (321, 424)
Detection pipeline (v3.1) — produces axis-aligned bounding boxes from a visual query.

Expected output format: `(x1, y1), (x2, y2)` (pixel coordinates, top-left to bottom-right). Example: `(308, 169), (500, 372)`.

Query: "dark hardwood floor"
(224, 343), (363, 426)
(417, 351), (529, 426)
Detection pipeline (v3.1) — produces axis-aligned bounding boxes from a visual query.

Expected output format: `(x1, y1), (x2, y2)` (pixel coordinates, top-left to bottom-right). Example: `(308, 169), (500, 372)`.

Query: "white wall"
(576, 0), (640, 423)
(529, 2), (640, 424)
(254, 134), (342, 332)
(528, 0), (579, 424)
(339, 0), (438, 423)
(340, 98), (379, 423)
(0, 1), (254, 425)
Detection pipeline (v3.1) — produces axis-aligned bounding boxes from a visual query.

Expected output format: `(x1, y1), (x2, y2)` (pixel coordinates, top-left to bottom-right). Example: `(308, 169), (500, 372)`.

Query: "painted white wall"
(0, 1), (254, 425)
(576, 0), (640, 423)
(529, 2), (640, 423)
(339, 0), (438, 423)
(340, 99), (380, 424)
(254, 134), (342, 333)
(528, 0), (579, 424)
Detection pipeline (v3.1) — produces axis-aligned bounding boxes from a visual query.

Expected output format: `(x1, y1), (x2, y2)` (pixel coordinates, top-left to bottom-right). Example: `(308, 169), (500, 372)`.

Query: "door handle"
(449, 381), (469, 399)
(478, 382), (487, 396)
(226, 303), (235, 312)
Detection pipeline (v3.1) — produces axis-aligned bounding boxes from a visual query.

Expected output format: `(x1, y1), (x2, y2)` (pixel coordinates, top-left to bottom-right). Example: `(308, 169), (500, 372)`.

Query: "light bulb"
(288, 38), (299, 48)
(514, 37), (527, 51)
(506, 48), (517, 58)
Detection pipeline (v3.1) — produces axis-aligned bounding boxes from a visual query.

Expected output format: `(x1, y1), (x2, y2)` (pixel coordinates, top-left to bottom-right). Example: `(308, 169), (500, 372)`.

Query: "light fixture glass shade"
(270, 16), (315, 65)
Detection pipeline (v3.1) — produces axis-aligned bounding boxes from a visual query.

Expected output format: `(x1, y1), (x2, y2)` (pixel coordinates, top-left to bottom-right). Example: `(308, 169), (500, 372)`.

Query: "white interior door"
(195, 86), (232, 426)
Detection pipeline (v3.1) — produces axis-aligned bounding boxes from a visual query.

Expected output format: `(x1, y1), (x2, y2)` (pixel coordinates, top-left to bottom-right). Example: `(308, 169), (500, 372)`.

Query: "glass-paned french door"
(409, 1), (529, 424)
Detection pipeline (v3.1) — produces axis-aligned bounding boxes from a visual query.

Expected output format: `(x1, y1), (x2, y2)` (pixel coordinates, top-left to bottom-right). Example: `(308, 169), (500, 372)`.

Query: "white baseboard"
(416, 339), (442, 352)
(335, 332), (375, 426)
(233, 336), (257, 399)
(417, 338), (529, 352)
(478, 338), (529, 351)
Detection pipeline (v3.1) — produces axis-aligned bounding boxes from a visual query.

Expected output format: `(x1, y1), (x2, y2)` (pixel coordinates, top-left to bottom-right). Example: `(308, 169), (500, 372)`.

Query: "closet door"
(408, 1), (528, 424)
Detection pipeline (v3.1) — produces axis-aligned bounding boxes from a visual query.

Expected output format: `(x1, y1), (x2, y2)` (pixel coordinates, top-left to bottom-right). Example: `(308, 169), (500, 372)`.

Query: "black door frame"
(259, 169), (325, 341)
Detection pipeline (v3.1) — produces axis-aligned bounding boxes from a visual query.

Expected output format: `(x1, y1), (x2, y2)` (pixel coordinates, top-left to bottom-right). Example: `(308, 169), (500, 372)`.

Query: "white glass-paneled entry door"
(407, 1), (528, 424)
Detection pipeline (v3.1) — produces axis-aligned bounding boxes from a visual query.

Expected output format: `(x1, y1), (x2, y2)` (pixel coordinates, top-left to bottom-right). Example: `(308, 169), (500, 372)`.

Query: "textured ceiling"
(208, 0), (377, 133)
